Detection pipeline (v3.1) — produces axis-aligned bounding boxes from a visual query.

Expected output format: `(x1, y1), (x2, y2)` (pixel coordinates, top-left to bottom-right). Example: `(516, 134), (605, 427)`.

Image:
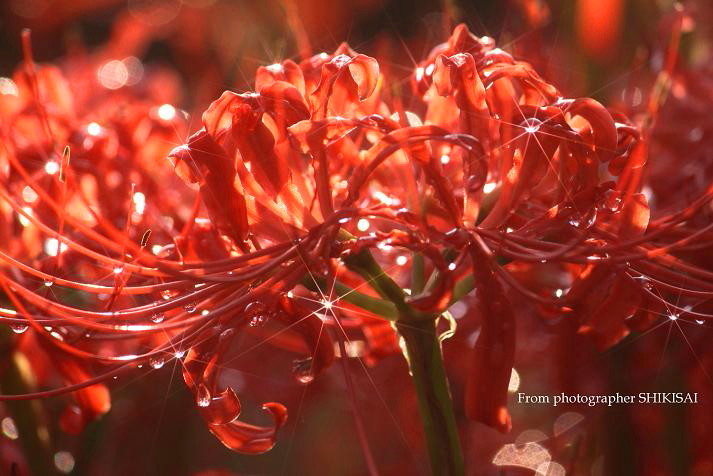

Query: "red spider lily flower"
(0, 17), (712, 475)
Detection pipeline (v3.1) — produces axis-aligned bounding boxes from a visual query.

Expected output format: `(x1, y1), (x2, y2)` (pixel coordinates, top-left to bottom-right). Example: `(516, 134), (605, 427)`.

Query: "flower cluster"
(0, 22), (711, 468)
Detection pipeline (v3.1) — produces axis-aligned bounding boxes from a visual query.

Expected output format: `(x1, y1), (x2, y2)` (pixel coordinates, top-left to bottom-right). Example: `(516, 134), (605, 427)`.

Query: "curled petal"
(561, 98), (618, 162)
(277, 295), (335, 380)
(206, 402), (287, 454)
(310, 53), (379, 118)
(200, 387), (242, 425)
(183, 329), (289, 454)
(577, 274), (638, 350)
(168, 129), (249, 247)
(465, 243), (515, 433)
(255, 59), (306, 95)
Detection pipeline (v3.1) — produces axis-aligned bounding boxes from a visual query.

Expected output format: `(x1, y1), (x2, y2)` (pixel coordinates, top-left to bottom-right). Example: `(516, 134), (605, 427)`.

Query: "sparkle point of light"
(321, 299), (333, 310)
(555, 288), (564, 298)
(44, 238), (68, 257)
(396, 255), (408, 266)
(22, 186), (39, 203)
(440, 154), (451, 164)
(357, 218), (370, 232)
(448, 262), (457, 271)
(133, 192), (146, 214)
(508, 368), (521, 393)
(18, 207), (33, 227)
(44, 161), (60, 175)
(483, 182), (497, 194)
(525, 124), (540, 134)
(87, 122), (102, 136)
(157, 104), (176, 121)
(113, 266), (124, 275)
(668, 313), (678, 321)
(0, 77), (19, 96)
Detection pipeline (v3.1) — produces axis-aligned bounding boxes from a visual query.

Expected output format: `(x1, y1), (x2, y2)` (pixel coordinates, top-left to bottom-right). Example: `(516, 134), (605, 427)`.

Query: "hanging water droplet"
(292, 358), (315, 384)
(150, 313), (165, 324)
(43, 280), (54, 287)
(219, 328), (235, 341)
(196, 384), (211, 407)
(603, 190), (624, 213)
(249, 315), (267, 327)
(149, 355), (165, 369)
(10, 323), (28, 334)
(160, 289), (178, 300)
(696, 320), (705, 325)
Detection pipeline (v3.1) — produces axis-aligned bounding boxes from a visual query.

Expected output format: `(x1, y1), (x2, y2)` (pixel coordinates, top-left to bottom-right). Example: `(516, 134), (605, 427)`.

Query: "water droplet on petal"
(696, 320), (705, 325)
(249, 315), (267, 327)
(10, 323), (28, 334)
(196, 384), (211, 407)
(150, 313), (165, 324)
(184, 302), (197, 313)
(160, 289), (178, 300)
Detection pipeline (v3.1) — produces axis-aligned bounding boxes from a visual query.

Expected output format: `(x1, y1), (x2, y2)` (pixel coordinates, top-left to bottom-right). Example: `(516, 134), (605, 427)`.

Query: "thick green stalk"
(339, 240), (464, 475)
(397, 318), (464, 476)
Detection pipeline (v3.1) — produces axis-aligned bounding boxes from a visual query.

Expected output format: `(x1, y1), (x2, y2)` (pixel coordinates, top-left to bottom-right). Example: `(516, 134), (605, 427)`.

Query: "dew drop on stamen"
(196, 384), (211, 407)
(10, 323), (28, 334)
(219, 328), (235, 341)
(160, 289), (177, 300)
(149, 356), (165, 369)
(249, 314), (267, 327)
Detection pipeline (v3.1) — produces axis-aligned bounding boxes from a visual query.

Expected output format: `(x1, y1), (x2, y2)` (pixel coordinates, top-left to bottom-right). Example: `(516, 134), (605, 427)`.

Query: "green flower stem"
(300, 277), (398, 320)
(337, 233), (464, 476)
(396, 318), (464, 476)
